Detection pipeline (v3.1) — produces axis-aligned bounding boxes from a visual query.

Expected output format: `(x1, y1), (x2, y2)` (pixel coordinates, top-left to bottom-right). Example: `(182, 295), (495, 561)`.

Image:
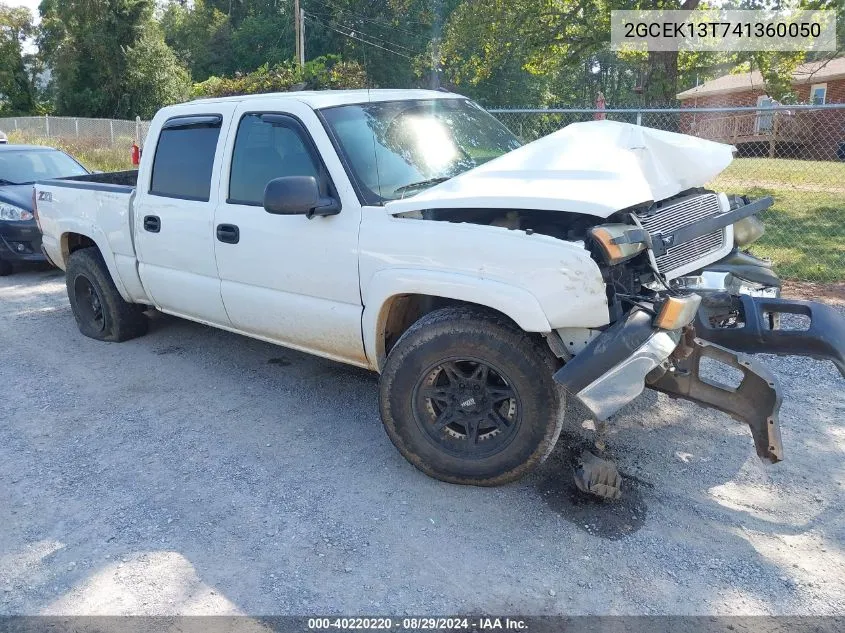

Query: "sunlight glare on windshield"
(404, 116), (460, 173)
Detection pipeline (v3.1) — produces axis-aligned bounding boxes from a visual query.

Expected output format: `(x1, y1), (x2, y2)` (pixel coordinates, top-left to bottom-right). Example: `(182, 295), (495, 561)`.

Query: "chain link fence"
(0, 116), (152, 173)
(1, 107), (843, 282)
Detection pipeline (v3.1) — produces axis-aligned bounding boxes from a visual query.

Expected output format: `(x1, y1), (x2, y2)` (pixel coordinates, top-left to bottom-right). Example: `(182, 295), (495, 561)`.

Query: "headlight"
(654, 293), (702, 330)
(733, 215), (765, 247)
(0, 203), (33, 221)
(589, 223), (648, 265)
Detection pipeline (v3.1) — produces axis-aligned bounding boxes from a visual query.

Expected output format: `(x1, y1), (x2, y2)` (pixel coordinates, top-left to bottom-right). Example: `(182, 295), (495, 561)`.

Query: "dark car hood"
(0, 184), (34, 211)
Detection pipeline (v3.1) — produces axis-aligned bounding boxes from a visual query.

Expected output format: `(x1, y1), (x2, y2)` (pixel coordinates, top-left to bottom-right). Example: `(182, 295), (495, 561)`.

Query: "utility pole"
(300, 7), (306, 65)
(294, 0), (303, 67)
(430, 0), (441, 89)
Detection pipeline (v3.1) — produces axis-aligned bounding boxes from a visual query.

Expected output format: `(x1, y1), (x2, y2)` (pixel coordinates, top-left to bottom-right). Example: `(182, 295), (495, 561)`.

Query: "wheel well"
(61, 233), (97, 265)
(380, 295), (520, 360)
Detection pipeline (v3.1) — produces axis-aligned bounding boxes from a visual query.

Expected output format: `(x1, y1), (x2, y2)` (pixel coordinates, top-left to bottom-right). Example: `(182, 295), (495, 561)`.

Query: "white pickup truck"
(35, 89), (844, 497)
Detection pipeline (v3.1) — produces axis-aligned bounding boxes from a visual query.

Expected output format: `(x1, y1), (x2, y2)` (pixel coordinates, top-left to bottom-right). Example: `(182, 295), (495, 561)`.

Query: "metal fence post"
(636, 110), (642, 126)
(110, 120), (115, 146)
(135, 116), (141, 145)
(75, 118), (79, 138)
(45, 115), (50, 137)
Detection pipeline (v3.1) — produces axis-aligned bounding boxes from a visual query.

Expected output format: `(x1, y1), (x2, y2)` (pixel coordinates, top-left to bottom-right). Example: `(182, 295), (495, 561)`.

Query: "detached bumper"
(553, 294), (844, 464)
(553, 310), (681, 421)
(696, 294), (845, 378)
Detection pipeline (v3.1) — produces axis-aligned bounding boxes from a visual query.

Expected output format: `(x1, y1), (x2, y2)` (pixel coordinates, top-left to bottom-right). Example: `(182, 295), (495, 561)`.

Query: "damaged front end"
(554, 192), (845, 475)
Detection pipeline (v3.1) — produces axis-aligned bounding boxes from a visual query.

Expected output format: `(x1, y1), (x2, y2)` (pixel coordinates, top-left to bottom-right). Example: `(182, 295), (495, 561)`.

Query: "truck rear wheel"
(66, 247), (148, 342)
(379, 306), (564, 486)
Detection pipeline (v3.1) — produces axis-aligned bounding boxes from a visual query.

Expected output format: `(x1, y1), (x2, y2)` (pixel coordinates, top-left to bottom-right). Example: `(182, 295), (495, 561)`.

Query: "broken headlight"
(589, 223), (647, 265)
(733, 214), (765, 248)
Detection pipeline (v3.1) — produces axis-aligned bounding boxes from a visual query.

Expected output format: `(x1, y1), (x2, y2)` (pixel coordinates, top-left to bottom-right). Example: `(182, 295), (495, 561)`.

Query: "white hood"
(386, 119), (735, 219)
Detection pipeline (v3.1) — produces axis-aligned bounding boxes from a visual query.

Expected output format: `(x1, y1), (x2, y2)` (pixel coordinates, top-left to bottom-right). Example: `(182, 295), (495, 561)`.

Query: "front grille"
(638, 193), (727, 274)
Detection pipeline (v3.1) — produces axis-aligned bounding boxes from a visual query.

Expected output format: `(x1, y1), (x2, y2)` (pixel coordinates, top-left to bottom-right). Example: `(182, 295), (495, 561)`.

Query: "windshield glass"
(321, 99), (521, 203)
(0, 149), (88, 185)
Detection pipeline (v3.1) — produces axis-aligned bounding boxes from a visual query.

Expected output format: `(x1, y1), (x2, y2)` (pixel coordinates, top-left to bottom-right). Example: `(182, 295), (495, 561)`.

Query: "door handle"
(216, 223), (240, 244)
(143, 215), (160, 233)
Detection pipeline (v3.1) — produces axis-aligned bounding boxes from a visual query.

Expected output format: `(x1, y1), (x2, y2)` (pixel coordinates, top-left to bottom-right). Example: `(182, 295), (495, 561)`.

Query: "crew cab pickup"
(35, 90), (845, 497)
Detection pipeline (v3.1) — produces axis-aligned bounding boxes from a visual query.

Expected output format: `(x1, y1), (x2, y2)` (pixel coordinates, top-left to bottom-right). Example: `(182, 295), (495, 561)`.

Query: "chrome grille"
(638, 193), (727, 274)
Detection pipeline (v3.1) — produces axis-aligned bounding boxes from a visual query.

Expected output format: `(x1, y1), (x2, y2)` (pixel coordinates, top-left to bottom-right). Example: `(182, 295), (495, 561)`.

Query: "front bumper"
(553, 293), (844, 463)
(0, 220), (46, 264)
(696, 294), (845, 378)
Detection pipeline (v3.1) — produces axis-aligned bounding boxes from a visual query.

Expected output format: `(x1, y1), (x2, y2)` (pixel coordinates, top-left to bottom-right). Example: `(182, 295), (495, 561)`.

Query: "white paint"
(386, 119), (736, 218)
(36, 91), (740, 376)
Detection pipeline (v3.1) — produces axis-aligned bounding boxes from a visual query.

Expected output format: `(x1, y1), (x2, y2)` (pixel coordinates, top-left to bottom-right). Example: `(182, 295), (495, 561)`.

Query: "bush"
(191, 55), (367, 99)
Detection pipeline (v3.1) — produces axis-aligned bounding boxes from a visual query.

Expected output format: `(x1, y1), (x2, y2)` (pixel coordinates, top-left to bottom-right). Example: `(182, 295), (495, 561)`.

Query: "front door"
(212, 100), (366, 366)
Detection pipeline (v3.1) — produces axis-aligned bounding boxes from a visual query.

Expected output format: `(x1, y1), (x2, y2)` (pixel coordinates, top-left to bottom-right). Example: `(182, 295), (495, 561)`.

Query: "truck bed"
(36, 169), (150, 304)
(47, 169), (138, 191)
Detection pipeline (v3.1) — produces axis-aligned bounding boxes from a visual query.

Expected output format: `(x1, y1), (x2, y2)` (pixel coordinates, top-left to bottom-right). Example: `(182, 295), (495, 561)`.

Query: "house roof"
(677, 57), (845, 100)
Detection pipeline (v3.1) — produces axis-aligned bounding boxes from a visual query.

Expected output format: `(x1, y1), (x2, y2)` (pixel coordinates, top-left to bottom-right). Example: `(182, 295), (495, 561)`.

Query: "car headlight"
(733, 215), (765, 247)
(589, 223), (648, 265)
(0, 203), (34, 221)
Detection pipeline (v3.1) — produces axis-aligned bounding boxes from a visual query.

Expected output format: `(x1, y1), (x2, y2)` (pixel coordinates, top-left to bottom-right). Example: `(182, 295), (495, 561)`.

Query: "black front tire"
(0, 259), (12, 276)
(379, 306), (564, 486)
(66, 247), (148, 342)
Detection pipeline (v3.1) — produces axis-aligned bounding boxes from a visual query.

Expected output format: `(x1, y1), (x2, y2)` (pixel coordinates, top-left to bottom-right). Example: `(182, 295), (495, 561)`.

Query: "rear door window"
(150, 115), (222, 201)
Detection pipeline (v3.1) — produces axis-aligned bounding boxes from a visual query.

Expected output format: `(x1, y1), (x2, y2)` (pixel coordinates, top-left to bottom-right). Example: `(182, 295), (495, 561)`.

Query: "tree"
(122, 23), (190, 118)
(39, 0), (189, 117)
(191, 55), (367, 98)
(0, 2), (37, 114)
(160, 0), (233, 81)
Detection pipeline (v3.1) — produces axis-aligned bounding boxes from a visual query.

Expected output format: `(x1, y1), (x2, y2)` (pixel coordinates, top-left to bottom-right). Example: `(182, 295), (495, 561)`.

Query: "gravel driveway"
(1, 268), (843, 616)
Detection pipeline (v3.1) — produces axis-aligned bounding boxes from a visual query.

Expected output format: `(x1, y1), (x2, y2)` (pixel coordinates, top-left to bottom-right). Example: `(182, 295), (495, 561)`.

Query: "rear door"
(212, 98), (367, 366)
(134, 106), (235, 326)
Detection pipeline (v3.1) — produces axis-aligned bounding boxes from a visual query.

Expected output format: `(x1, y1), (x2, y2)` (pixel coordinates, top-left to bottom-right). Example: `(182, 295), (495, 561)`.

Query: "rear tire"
(0, 259), (12, 276)
(379, 306), (564, 486)
(66, 247), (148, 342)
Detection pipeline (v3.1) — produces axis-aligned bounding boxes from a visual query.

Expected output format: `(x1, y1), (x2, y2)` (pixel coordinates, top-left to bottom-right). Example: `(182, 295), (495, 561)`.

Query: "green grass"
(711, 158), (845, 282)
(7, 131), (134, 173)
(8, 134), (843, 281)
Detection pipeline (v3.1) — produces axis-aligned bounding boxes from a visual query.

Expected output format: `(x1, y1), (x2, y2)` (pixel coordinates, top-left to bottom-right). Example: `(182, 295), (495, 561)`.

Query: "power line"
(306, 12), (420, 53)
(307, 0), (425, 37)
(304, 13), (415, 59)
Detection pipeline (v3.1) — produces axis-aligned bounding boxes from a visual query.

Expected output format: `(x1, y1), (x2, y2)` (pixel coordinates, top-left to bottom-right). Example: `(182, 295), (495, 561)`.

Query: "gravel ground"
(1, 267), (844, 616)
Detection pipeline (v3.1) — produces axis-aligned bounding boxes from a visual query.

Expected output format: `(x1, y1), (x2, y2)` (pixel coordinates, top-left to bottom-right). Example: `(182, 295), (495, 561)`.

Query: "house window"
(810, 83), (827, 105)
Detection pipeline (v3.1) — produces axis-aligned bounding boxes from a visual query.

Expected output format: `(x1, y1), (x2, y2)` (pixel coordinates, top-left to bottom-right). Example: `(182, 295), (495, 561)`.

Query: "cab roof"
(187, 88), (464, 110)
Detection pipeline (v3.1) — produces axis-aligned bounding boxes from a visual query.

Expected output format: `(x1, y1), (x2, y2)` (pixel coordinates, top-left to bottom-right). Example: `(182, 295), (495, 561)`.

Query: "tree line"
(0, 0), (842, 119)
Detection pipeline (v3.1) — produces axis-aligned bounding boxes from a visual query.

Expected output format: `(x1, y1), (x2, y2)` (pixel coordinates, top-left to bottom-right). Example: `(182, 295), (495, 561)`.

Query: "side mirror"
(263, 176), (340, 219)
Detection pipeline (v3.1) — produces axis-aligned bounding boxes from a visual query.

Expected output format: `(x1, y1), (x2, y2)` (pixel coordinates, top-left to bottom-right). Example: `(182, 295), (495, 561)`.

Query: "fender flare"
(59, 225), (132, 302)
(362, 268), (552, 371)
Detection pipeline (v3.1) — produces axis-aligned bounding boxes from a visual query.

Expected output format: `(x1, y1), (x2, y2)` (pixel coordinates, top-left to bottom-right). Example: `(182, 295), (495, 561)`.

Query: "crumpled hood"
(386, 120), (735, 219)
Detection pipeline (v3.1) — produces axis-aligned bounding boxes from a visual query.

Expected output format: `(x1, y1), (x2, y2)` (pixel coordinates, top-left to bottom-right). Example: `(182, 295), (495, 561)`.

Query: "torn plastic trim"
(553, 310), (681, 421)
(646, 338), (783, 463)
(695, 295), (845, 378)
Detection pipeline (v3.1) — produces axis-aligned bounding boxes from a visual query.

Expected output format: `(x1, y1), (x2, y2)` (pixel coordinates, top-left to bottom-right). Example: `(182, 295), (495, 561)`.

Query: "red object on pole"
(594, 91), (606, 120)
(131, 144), (140, 166)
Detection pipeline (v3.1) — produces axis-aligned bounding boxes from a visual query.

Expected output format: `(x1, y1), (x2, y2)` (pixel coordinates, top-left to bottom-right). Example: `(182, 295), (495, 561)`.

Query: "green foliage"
(6, 0), (841, 116)
(160, 0), (232, 82)
(0, 2), (37, 114)
(122, 23), (191, 118)
(191, 55), (367, 98)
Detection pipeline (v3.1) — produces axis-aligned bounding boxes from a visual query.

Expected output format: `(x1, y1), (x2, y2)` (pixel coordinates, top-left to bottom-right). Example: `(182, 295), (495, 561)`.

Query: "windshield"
(0, 149), (88, 185)
(321, 99), (521, 204)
